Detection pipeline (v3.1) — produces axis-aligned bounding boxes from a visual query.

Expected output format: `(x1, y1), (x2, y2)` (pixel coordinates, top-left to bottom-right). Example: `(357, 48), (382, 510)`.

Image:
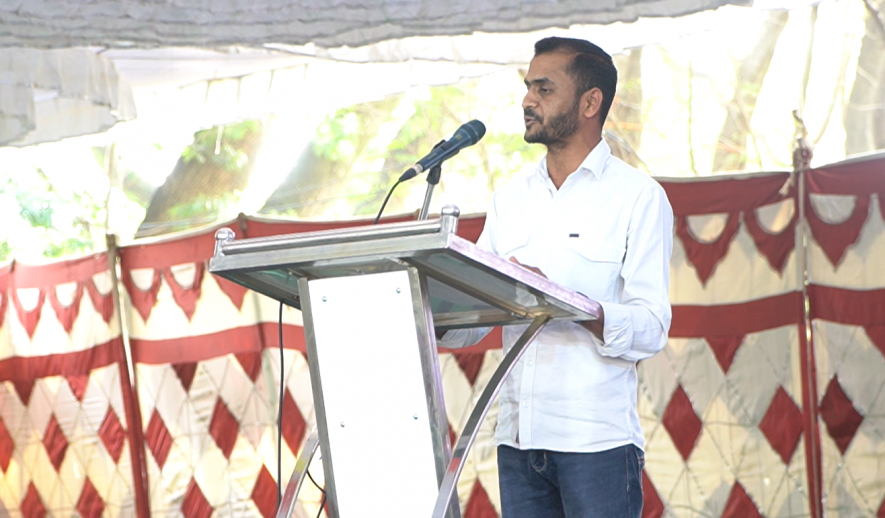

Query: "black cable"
(306, 469), (325, 495)
(280, 302), (325, 512)
(373, 179), (402, 225)
(374, 139), (447, 225)
(316, 492), (327, 518)
(305, 468), (326, 517)
(277, 300), (284, 507)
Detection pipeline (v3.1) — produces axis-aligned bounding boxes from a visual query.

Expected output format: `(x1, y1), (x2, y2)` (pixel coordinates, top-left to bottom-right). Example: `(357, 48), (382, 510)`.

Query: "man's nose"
(522, 91), (536, 111)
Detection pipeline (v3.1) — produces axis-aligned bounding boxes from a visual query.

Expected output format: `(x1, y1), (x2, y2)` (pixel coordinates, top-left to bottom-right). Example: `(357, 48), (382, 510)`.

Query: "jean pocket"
(634, 447), (646, 471)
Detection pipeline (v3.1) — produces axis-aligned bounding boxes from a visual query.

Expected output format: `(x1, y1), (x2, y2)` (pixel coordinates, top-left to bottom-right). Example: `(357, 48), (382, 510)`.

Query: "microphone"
(399, 120), (486, 182)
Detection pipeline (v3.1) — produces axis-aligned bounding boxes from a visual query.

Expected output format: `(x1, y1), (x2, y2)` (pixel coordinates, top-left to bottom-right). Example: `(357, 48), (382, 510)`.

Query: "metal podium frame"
(209, 206), (601, 518)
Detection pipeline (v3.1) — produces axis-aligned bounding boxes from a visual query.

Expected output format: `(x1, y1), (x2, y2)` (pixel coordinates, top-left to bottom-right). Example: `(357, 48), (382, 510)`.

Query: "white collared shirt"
(440, 139), (673, 453)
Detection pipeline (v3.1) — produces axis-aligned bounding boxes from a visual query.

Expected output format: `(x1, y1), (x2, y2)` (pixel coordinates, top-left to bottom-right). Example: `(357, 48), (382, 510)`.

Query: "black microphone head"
(461, 120), (486, 145)
(447, 120), (486, 149)
(412, 120), (488, 173)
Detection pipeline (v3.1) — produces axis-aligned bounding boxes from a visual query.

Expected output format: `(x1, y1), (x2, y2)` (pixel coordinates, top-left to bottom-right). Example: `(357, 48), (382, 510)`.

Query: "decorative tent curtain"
(1, 155), (884, 517)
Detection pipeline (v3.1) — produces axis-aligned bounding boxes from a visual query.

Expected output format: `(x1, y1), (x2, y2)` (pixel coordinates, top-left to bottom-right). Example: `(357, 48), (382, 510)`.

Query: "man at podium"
(438, 37), (673, 518)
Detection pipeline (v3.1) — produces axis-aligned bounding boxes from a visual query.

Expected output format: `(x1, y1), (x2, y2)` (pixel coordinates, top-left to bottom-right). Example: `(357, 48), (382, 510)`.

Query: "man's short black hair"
(534, 37), (618, 124)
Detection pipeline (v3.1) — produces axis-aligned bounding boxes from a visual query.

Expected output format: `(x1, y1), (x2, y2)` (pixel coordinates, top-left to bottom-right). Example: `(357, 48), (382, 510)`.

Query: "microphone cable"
(373, 140), (446, 225)
(278, 301), (327, 517)
(311, 476), (327, 518)
(373, 178), (402, 225)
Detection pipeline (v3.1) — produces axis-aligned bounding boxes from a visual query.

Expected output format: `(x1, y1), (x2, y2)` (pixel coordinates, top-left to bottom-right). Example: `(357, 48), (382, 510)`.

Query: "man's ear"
(581, 88), (604, 120)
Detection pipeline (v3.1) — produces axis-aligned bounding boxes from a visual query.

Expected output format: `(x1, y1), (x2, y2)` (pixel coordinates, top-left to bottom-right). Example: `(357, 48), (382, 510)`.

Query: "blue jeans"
(497, 444), (644, 518)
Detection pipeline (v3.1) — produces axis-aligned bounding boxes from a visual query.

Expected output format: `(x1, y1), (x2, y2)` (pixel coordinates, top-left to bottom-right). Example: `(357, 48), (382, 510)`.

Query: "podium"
(209, 206), (601, 518)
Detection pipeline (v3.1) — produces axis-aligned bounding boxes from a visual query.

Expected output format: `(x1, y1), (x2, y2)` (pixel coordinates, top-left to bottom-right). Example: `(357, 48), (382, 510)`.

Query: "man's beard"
(524, 98), (581, 148)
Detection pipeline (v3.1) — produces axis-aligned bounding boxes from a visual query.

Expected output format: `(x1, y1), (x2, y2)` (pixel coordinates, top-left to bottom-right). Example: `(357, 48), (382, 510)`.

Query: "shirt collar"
(534, 138), (612, 184)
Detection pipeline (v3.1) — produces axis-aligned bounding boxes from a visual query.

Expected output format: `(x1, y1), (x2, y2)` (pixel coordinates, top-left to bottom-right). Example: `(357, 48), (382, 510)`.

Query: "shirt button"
(522, 401), (529, 408)
(528, 360), (534, 366)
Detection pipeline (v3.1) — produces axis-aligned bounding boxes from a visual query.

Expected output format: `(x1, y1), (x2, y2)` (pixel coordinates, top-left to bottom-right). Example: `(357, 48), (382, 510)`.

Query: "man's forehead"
(525, 52), (573, 82)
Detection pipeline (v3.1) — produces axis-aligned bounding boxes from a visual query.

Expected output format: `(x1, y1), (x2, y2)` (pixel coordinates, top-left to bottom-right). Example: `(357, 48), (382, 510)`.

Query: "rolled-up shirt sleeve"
(595, 184), (673, 362)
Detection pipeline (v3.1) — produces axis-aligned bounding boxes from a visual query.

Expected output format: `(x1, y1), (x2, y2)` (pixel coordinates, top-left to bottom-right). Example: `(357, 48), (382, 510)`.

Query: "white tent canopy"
(1, 0), (747, 50)
(0, 48), (136, 145)
(0, 0), (756, 146)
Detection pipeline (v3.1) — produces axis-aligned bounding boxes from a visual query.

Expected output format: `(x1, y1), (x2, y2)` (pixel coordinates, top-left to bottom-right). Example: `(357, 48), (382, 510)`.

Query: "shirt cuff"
(595, 301), (633, 358)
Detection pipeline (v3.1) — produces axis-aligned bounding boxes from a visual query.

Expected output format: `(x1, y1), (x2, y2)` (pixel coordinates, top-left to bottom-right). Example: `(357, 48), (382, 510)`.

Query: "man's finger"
(508, 257), (547, 278)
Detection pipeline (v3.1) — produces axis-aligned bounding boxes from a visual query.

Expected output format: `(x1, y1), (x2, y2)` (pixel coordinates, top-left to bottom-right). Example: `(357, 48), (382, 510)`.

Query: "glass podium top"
(209, 209), (600, 330)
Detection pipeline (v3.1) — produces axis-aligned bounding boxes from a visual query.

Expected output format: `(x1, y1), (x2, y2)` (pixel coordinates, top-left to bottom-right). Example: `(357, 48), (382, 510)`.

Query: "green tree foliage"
(0, 168), (104, 261)
(135, 119), (265, 238)
(261, 73), (545, 219)
(181, 120), (260, 171)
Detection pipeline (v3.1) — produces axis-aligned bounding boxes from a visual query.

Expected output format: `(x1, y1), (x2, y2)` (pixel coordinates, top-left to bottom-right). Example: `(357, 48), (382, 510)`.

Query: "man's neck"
(545, 134), (602, 189)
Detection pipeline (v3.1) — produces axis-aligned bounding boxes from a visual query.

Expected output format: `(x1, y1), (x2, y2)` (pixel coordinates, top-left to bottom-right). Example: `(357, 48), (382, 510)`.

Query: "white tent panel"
(0, 0), (748, 49)
(0, 48), (135, 146)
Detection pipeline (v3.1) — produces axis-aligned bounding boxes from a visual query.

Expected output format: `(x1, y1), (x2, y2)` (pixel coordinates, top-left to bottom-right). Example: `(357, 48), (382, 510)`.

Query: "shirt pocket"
(549, 238), (624, 301)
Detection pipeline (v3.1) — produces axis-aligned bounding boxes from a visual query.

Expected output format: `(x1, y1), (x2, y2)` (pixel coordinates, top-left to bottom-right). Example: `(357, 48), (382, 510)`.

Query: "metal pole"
(106, 234), (151, 518)
(418, 164), (442, 221)
(431, 315), (551, 518)
(276, 428), (321, 518)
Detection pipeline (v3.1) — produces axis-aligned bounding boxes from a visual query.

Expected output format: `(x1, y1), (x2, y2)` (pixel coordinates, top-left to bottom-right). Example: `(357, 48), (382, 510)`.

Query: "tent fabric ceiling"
(0, 0), (749, 50)
(0, 0), (751, 148)
(0, 48), (135, 146)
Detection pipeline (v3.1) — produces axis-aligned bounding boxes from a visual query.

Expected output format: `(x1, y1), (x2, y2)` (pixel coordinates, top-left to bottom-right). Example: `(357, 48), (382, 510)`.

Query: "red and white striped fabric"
(119, 223), (316, 518)
(2, 155), (885, 518)
(0, 255), (145, 518)
(805, 161), (885, 518)
(645, 172), (813, 517)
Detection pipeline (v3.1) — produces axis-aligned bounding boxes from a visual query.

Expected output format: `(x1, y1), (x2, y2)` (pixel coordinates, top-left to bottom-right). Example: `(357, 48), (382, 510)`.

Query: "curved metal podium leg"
(431, 315), (551, 518)
(277, 427), (321, 518)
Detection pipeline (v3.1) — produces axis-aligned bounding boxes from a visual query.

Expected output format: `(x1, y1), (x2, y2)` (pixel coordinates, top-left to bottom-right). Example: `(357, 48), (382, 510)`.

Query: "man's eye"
(540, 88), (550, 94)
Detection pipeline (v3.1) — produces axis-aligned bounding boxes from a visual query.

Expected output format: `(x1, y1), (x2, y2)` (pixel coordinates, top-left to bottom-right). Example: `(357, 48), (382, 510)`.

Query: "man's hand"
(509, 257), (547, 278)
(578, 307), (605, 341)
(439, 257), (543, 343)
(510, 257), (605, 341)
